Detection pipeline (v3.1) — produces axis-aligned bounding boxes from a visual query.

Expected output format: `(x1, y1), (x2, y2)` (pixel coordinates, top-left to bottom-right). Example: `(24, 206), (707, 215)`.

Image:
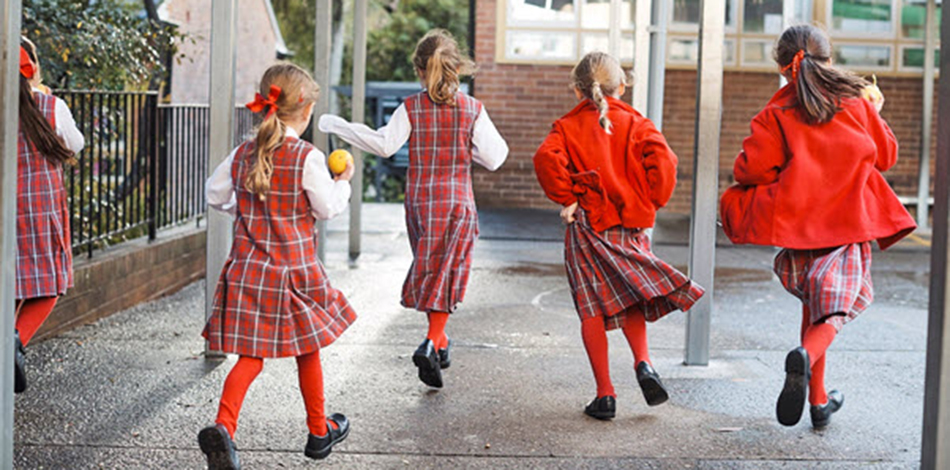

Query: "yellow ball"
(328, 149), (354, 175)
(862, 75), (884, 103)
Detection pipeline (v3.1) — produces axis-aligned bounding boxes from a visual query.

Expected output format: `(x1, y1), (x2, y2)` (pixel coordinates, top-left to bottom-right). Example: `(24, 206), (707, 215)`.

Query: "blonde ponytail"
(425, 47), (461, 105)
(571, 52), (628, 134)
(413, 29), (476, 107)
(246, 113), (285, 200)
(590, 82), (612, 134)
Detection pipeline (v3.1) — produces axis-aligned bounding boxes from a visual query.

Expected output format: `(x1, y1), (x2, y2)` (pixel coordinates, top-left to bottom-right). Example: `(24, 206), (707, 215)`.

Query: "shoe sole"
(638, 375), (670, 407)
(198, 427), (239, 470)
(304, 424), (351, 460)
(413, 350), (443, 388)
(584, 408), (615, 420)
(776, 350), (808, 426)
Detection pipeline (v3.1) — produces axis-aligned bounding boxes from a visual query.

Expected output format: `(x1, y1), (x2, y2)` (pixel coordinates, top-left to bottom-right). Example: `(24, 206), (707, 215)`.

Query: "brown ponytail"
(18, 74), (76, 166)
(245, 63), (321, 199)
(571, 52), (628, 134)
(412, 29), (475, 106)
(774, 25), (867, 125)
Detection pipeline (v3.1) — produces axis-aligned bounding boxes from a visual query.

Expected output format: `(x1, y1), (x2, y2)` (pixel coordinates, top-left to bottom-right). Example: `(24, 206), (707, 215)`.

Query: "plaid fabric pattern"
(400, 92), (481, 313)
(565, 209), (704, 330)
(16, 92), (73, 300)
(773, 242), (873, 332)
(204, 138), (357, 357)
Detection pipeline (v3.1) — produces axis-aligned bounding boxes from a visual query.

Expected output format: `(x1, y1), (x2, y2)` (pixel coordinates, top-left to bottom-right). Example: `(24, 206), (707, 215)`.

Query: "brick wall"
(472, 0), (936, 213)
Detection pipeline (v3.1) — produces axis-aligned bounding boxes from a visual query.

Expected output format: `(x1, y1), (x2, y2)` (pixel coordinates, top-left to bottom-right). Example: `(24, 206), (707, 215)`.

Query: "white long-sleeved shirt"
(317, 103), (509, 171)
(38, 89), (85, 154)
(205, 127), (352, 220)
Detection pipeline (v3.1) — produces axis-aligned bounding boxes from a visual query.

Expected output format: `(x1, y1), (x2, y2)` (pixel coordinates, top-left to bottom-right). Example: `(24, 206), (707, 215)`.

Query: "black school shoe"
(198, 424), (241, 470)
(413, 339), (443, 388)
(14, 330), (26, 394)
(584, 395), (616, 420)
(776, 347), (811, 426)
(636, 362), (670, 407)
(438, 337), (453, 369)
(810, 389), (844, 429)
(305, 413), (350, 460)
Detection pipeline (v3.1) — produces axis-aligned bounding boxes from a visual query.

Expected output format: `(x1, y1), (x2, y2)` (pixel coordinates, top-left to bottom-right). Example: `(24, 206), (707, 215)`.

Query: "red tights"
(800, 306), (838, 406)
(580, 310), (652, 398)
(16, 297), (58, 346)
(426, 311), (449, 350)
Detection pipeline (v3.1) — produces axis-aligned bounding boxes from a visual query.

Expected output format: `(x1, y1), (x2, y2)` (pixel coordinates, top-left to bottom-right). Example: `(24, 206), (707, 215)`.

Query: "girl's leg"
(426, 311), (449, 350)
(580, 316), (615, 398)
(620, 310), (650, 366)
(296, 351), (336, 437)
(216, 356), (264, 438)
(15, 297), (59, 346)
(799, 305), (836, 406)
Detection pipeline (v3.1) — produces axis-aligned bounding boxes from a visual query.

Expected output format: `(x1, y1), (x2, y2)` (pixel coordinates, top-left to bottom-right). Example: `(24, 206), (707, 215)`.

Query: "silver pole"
(632, 0), (652, 113)
(685, 0), (724, 366)
(918, 0), (937, 231)
(647, 0), (668, 128)
(349, 0), (368, 262)
(314, 0), (333, 262)
(205, 0), (237, 358)
(921, 0), (950, 465)
(0, 1), (21, 466)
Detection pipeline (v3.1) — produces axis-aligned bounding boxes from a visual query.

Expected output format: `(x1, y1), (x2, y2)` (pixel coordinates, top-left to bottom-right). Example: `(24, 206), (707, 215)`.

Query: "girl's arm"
(864, 102), (899, 172)
(733, 111), (787, 186)
(533, 123), (577, 207)
(634, 119), (678, 208)
(317, 104), (411, 158)
(54, 96), (85, 154)
(206, 150), (237, 215)
(472, 108), (509, 171)
(302, 149), (352, 220)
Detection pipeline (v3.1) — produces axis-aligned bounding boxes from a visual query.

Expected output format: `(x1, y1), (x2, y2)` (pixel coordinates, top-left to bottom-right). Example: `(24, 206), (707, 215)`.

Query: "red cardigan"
(720, 85), (915, 250)
(533, 97), (678, 232)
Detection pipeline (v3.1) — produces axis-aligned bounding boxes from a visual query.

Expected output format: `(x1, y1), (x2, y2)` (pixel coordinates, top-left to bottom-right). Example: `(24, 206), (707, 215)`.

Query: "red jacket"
(533, 97), (678, 232)
(720, 85), (916, 250)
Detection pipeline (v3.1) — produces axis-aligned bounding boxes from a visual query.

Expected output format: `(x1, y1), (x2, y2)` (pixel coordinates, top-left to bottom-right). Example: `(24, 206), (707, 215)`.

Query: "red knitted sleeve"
(635, 118), (678, 209)
(734, 110), (787, 186)
(533, 123), (578, 207)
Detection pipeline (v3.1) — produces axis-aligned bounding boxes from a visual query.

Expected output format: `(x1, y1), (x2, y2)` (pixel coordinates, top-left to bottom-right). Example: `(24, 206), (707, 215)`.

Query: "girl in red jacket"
(720, 25), (916, 429)
(534, 52), (704, 420)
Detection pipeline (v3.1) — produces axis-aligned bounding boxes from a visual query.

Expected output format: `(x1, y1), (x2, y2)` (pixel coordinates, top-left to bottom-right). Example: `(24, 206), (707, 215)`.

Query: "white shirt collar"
(286, 127), (300, 139)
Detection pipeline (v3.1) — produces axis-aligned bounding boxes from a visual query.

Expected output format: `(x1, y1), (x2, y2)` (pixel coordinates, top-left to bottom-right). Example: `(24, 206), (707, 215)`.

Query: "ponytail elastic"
(781, 50), (807, 82)
(19, 46), (35, 79)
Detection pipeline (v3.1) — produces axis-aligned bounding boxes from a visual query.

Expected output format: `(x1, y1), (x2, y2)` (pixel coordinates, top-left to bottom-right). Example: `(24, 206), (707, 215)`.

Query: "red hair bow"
(19, 46), (36, 79)
(246, 85), (282, 119)
(781, 50), (806, 83)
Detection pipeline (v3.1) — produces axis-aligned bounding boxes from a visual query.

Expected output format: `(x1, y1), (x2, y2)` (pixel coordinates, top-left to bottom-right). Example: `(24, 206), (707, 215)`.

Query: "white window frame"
(825, 0), (901, 40)
(668, 0), (739, 33)
(740, 38), (777, 68)
(897, 43), (942, 71)
(832, 41), (895, 72)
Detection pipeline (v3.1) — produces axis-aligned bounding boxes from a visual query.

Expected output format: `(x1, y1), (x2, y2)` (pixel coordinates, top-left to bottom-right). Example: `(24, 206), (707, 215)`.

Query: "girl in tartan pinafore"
(720, 26), (915, 429)
(534, 52), (704, 420)
(319, 29), (508, 389)
(199, 64), (355, 470)
(13, 40), (84, 395)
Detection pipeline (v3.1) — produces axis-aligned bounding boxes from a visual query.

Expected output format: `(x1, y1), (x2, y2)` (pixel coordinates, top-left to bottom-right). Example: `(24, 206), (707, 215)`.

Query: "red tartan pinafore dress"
(204, 137), (357, 358)
(16, 91), (73, 300)
(401, 92), (481, 313)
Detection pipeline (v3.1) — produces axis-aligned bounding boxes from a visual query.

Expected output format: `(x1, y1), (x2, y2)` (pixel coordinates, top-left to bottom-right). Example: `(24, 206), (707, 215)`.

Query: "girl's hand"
(560, 202), (578, 225)
(334, 160), (356, 182)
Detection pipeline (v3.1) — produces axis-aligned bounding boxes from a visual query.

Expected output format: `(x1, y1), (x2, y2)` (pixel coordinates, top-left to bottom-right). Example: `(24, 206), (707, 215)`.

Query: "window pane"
(582, 0), (635, 29)
(506, 30), (577, 61)
(832, 0), (894, 34)
(668, 38), (736, 64)
(902, 0), (942, 39)
(743, 40), (774, 65)
(580, 33), (636, 61)
(744, 0), (785, 33)
(834, 44), (892, 68)
(509, 0), (577, 26)
(902, 47), (941, 67)
(673, 0), (735, 26)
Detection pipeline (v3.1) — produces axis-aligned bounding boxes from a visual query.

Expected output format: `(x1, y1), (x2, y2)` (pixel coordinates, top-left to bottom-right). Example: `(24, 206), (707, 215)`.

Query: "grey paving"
(13, 205), (930, 469)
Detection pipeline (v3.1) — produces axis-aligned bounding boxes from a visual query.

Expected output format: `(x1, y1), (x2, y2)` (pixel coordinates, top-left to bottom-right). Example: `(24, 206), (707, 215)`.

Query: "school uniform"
(721, 84), (915, 329)
(204, 128), (356, 357)
(318, 91), (508, 313)
(534, 96), (704, 329)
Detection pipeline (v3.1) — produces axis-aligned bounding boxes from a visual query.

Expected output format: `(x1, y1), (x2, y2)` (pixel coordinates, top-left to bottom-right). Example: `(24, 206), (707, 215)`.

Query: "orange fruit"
(862, 74), (884, 103)
(328, 149), (354, 175)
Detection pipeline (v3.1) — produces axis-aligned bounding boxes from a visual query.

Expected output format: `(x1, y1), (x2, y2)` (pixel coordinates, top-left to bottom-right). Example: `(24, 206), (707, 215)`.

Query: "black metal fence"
(55, 91), (256, 257)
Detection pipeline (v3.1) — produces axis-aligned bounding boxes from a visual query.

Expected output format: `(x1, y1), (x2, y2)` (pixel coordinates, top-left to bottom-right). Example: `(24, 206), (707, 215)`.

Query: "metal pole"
(206, 0), (237, 358)
(632, 0), (652, 113)
(647, 0), (668, 128)
(921, 0), (950, 465)
(349, 0), (368, 262)
(918, 0), (937, 231)
(313, 0), (333, 262)
(0, 1), (21, 465)
(609, 0), (624, 57)
(685, 0), (724, 366)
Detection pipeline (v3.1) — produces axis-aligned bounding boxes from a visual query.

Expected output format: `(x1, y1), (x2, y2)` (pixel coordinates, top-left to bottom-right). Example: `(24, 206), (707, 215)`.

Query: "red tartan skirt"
(773, 242), (873, 332)
(565, 209), (704, 330)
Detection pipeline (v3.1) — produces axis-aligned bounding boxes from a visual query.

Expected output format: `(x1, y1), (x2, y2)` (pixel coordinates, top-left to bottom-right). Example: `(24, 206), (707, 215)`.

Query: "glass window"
(506, 30), (577, 61)
(668, 37), (736, 64)
(580, 33), (636, 61)
(744, 0), (785, 34)
(581, 0), (635, 29)
(831, 0), (894, 34)
(834, 44), (892, 68)
(509, 0), (577, 26)
(672, 0), (736, 27)
(902, 0), (942, 39)
(902, 46), (941, 67)
(742, 39), (775, 66)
